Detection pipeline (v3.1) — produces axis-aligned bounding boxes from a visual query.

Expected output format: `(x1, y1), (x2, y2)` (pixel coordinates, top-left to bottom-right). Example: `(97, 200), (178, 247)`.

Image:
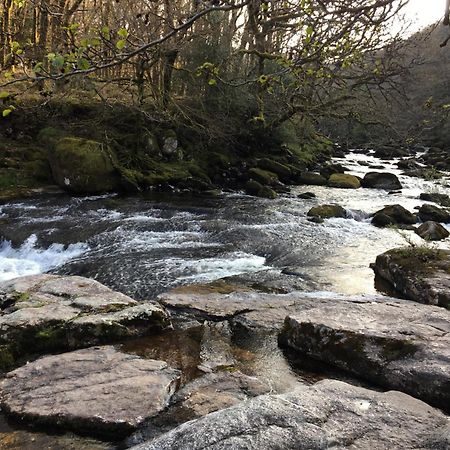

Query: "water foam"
(0, 235), (89, 282)
(175, 252), (267, 283)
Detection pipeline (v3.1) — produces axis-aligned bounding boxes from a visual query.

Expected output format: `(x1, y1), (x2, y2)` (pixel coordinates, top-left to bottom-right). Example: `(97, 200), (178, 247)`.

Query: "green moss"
(11, 291), (30, 302)
(33, 326), (66, 351)
(328, 173), (361, 189)
(248, 168), (278, 185)
(307, 204), (347, 219)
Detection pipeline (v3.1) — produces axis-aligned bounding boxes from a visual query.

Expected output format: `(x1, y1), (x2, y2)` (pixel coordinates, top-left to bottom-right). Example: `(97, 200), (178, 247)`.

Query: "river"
(0, 150), (449, 448)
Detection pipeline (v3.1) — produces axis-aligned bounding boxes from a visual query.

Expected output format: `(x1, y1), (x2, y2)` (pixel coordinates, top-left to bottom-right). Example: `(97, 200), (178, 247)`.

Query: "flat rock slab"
(0, 346), (180, 438)
(0, 275), (169, 370)
(372, 249), (450, 308)
(129, 379), (450, 450)
(127, 371), (270, 446)
(280, 299), (450, 411)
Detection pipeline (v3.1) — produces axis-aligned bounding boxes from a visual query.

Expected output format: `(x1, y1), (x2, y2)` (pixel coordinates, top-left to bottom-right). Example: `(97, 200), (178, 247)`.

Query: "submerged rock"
(371, 248), (450, 308)
(415, 221), (449, 241)
(0, 346), (180, 438)
(328, 173), (361, 189)
(361, 172), (402, 190)
(297, 191), (316, 199)
(129, 379), (450, 450)
(280, 300), (450, 411)
(0, 275), (169, 370)
(307, 204), (346, 219)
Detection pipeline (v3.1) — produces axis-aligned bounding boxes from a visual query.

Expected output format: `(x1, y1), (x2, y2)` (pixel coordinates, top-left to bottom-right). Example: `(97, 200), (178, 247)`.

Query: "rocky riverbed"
(0, 146), (450, 448)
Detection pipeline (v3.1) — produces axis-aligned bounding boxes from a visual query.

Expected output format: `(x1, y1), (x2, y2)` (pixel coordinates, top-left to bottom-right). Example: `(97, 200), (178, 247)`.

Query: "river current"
(1, 150), (449, 298)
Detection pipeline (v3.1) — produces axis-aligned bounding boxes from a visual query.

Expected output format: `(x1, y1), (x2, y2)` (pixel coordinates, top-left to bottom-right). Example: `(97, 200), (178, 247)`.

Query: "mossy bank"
(0, 94), (332, 200)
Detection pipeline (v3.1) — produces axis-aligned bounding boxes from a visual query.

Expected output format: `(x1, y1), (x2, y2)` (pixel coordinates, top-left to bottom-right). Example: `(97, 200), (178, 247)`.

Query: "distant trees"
(0, 0), (410, 146)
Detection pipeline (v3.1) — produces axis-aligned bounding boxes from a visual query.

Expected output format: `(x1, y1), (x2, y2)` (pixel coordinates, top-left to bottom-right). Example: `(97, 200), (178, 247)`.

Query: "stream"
(1, 150), (450, 448)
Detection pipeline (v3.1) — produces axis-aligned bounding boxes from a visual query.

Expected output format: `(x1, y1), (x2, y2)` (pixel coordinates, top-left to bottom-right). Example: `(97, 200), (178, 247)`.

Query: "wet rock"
(371, 204), (416, 227)
(0, 275), (169, 370)
(247, 168), (279, 186)
(297, 192), (316, 199)
(48, 137), (121, 194)
(328, 173), (360, 189)
(420, 192), (450, 207)
(257, 158), (292, 183)
(245, 180), (277, 199)
(368, 164), (385, 169)
(371, 248), (450, 308)
(129, 379), (450, 450)
(319, 163), (346, 179)
(0, 346), (180, 438)
(307, 204), (347, 219)
(361, 172), (402, 190)
(374, 146), (410, 159)
(415, 221), (449, 241)
(397, 158), (420, 170)
(127, 371), (270, 446)
(418, 204), (450, 223)
(298, 172), (327, 186)
(280, 300), (450, 411)
(307, 216), (324, 224)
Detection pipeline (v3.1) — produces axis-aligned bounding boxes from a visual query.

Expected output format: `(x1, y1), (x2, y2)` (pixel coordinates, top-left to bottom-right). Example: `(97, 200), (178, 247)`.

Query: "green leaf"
(2, 109), (12, 117)
(77, 58), (90, 70)
(208, 79), (217, 86)
(116, 39), (126, 50)
(117, 28), (129, 38)
(52, 55), (65, 69)
(0, 91), (9, 100)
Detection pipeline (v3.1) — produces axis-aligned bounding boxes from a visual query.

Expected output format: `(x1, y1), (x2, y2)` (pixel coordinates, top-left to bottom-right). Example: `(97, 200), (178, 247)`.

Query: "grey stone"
(280, 300), (450, 411)
(129, 379), (450, 450)
(418, 204), (450, 223)
(0, 346), (180, 438)
(0, 275), (169, 370)
(127, 371), (270, 446)
(372, 249), (450, 308)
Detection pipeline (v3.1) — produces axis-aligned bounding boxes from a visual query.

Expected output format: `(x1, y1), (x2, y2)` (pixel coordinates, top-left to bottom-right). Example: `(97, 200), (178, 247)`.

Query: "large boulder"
(245, 180), (277, 199)
(328, 173), (360, 189)
(307, 204), (347, 219)
(371, 204), (416, 227)
(247, 168), (279, 186)
(48, 137), (121, 194)
(0, 275), (169, 370)
(128, 379), (450, 450)
(0, 346), (180, 438)
(371, 248), (450, 308)
(361, 172), (402, 190)
(418, 204), (450, 223)
(415, 221), (449, 241)
(280, 299), (450, 411)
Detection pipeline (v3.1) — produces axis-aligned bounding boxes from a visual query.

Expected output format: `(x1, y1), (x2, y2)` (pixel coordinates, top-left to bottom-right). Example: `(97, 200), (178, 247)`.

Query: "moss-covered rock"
(328, 173), (361, 189)
(245, 180), (277, 199)
(248, 168), (279, 186)
(307, 204), (346, 219)
(48, 137), (121, 194)
(257, 158), (292, 182)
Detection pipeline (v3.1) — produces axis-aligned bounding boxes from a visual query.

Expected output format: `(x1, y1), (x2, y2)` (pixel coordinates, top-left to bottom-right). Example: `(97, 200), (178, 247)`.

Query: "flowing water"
(1, 150), (449, 448)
